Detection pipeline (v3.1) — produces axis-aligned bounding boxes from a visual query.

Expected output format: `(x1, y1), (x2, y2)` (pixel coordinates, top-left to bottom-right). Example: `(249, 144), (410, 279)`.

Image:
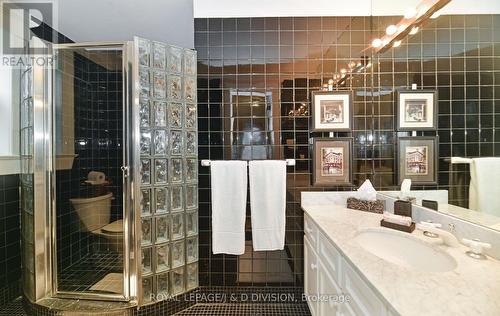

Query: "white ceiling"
(56, 0), (194, 48)
(193, 0), (500, 17)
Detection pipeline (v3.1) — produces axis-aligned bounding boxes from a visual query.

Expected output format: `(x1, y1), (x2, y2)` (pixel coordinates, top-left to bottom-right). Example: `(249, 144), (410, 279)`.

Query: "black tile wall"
(55, 51), (124, 278)
(0, 174), (21, 306)
(195, 15), (500, 286)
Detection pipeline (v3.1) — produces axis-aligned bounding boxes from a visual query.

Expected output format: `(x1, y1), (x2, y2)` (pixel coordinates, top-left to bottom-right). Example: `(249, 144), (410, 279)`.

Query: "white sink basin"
(354, 228), (457, 273)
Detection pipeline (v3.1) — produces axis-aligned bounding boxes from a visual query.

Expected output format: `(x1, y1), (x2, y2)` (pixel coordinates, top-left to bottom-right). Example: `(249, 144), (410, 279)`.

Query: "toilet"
(70, 192), (124, 253)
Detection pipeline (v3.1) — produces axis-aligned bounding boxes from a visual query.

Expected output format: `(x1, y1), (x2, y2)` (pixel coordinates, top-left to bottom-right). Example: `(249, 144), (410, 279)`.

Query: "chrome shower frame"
(30, 41), (140, 302)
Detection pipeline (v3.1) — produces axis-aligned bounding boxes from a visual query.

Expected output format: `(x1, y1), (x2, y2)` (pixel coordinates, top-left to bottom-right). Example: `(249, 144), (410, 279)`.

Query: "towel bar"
(201, 159), (296, 167)
(450, 157), (473, 164)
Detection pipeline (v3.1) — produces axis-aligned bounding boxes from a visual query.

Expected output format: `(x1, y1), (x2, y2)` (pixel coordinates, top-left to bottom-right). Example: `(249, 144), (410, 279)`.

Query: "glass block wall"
(136, 37), (198, 304)
(20, 63), (35, 300)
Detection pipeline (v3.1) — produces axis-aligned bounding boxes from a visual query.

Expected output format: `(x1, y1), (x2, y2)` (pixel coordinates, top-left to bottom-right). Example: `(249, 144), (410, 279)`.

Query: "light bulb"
(386, 24), (398, 36)
(409, 26), (419, 35)
(340, 68), (347, 74)
(372, 38), (382, 48)
(404, 7), (417, 19)
(393, 40), (402, 47)
(431, 10), (441, 19)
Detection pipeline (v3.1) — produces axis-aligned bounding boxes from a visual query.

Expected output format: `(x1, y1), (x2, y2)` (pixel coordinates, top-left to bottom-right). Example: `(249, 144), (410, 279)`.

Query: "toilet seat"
(101, 219), (124, 235)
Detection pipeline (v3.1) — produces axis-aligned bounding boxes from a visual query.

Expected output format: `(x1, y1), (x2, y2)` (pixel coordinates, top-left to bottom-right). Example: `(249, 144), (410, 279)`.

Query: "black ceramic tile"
(195, 14), (500, 282)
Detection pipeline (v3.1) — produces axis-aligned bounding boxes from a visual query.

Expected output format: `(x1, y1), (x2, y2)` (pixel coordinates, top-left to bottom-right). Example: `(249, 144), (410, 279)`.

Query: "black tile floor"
(174, 303), (311, 316)
(0, 297), (26, 316)
(0, 298), (311, 316)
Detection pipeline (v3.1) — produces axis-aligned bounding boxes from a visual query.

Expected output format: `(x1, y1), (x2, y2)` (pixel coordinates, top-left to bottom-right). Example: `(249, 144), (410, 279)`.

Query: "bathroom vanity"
(302, 193), (500, 316)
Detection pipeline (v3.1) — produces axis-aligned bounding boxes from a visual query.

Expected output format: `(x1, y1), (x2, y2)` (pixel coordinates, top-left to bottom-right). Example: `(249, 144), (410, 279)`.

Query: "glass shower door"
(52, 44), (130, 300)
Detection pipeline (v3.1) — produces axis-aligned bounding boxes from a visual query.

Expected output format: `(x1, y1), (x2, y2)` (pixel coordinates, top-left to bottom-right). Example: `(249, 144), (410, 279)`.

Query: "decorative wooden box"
(380, 219), (415, 233)
(346, 197), (385, 214)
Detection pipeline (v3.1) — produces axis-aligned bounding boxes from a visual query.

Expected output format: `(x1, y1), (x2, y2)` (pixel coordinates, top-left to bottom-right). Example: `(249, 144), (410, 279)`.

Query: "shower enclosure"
(20, 37), (198, 307)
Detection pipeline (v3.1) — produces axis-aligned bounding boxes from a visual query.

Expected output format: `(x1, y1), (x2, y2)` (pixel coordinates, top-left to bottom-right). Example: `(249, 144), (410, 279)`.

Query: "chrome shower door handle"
(121, 166), (129, 178)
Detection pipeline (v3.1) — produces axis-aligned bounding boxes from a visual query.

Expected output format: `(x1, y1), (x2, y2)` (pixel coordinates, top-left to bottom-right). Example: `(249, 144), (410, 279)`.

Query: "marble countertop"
(302, 205), (500, 316)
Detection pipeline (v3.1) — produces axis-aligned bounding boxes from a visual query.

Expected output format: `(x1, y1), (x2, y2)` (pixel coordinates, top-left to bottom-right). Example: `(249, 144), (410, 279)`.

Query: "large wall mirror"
(368, 1), (500, 231)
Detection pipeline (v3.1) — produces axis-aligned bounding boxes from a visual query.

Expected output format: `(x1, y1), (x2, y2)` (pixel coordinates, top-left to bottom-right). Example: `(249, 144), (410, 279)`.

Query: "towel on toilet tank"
(249, 160), (286, 251)
(211, 161), (248, 255)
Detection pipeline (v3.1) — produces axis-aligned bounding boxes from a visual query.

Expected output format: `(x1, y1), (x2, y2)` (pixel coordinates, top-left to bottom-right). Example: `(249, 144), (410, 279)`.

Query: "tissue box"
(347, 197), (385, 214)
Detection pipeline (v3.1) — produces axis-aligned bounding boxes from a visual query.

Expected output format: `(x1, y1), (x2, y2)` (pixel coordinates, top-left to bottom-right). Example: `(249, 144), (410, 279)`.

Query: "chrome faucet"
(416, 221), (460, 247)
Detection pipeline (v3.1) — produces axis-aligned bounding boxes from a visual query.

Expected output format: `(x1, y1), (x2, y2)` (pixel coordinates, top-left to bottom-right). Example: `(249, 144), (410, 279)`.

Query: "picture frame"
(311, 91), (353, 132)
(396, 90), (438, 131)
(397, 136), (438, 185)
(312, 138), (353, 186)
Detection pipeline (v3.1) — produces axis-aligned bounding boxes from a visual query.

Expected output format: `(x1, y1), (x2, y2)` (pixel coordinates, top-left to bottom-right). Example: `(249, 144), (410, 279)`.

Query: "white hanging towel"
(469, 157), (500, 216)
(249, 160), (287, 251)
(211, 161), (248, 255)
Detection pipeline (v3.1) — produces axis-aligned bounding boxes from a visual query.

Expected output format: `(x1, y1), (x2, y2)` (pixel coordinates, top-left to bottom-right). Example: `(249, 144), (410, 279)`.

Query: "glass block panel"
(184, 76), (196, 102)
(168, 46), (183, 73)
(170, 158), (183, 184)
(185, 103), (197, 130)
(140, 188), (151, 216)
(170, 130), (183, 156)
(168, 102), (183, 128)
(141, 247), (152, 274)
(138, 38), (151, 66)
(139, 67), (150, 96)
(21, 99), (33, 128)
(186, 237), (198, 263)
(153, 70), (167, 99)
(156, 272), (169, 296)
(185, 158), (197, 183)
(167, 75), (182, 101)
(153, 101), (167, 127)
(140, 159), (151, 184)
(170, 267), (185, 295)
(171, 213), (184, 240)
(153, 129), (167, 156)
(171, 240), (185, 268)
(185, 185), (197, 209)
(155, 216), (169, 243)
(153, 42), (166, 69)
(186, 263), (198, 290)
(171, 186), (183, 212)
(156, 244), (170, 272)
(141, 218), (152, 245)
(155, 187), (168, 214)
(154, 159), (168, 184)
(186, 210), (198, 237)
(185, 131), (197, 156)
(184, 49), (196, 75)
(140, 131), (151, 156)
(139, 98), (151, 128)
(142, 276), (153, 303)
(21, 68), (32, 101)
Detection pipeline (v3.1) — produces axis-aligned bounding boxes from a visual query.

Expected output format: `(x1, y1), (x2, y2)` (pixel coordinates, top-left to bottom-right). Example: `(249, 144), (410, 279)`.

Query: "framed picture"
(311, 91), (352, 131)
(396, 90), (438, 131)
(312, 138), (353, 186)
(397, 136), (438, 185)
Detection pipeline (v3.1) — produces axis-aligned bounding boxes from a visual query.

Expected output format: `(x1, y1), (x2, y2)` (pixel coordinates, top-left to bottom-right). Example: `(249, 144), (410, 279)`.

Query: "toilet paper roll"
(87, 171), (106, 185)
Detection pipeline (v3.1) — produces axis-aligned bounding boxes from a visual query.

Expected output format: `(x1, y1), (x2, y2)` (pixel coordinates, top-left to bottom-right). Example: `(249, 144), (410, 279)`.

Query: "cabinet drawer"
(318, 231), (342, 284)
(304, 214), (319, 249)
(342, 258), (385, 316)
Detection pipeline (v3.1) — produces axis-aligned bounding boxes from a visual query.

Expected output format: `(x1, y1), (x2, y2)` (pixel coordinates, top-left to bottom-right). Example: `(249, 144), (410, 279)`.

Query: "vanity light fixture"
(371, 0), (451, 54)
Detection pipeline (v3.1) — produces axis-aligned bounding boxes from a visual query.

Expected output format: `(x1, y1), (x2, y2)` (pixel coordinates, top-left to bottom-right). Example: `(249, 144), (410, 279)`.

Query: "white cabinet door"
(342, 258), (386, 316)
(318, 258), (342, 316)
(304, 236), (318, 316)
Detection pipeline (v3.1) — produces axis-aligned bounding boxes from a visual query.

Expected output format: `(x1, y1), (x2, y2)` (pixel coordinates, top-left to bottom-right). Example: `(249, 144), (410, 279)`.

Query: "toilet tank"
(70, 193), (113, 232)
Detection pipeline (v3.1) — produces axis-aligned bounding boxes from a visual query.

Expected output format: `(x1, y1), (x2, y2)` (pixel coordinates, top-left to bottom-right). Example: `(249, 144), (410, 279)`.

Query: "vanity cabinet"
(304, 214), (396, 316)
